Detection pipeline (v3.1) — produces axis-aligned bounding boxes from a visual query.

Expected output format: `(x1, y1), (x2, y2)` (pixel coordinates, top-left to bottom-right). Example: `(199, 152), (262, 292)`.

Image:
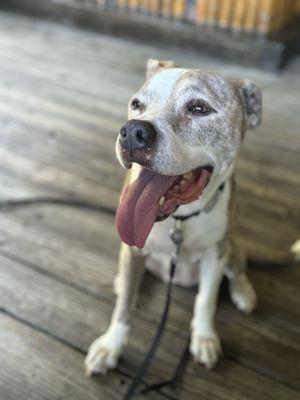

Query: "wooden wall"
(96, 0), (300, 35)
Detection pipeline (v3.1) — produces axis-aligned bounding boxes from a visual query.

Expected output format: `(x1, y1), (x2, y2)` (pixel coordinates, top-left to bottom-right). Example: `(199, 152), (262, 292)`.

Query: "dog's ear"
(233, 79), (262, 130)
(146, 59), (176, 80)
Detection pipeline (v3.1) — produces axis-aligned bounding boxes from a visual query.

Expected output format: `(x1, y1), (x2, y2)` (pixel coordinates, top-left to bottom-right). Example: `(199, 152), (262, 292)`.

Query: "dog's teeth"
(159, 196), (165, 206)
(184, 172), (192, 180)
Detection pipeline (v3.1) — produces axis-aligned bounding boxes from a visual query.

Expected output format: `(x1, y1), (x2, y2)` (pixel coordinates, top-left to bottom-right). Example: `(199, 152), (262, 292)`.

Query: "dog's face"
(117, 59), (261, 176)
(116, 60), (262, 248)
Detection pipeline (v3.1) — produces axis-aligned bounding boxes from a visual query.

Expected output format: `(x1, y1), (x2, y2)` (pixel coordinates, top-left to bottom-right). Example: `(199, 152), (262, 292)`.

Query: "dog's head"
(116, 59), (262, 248)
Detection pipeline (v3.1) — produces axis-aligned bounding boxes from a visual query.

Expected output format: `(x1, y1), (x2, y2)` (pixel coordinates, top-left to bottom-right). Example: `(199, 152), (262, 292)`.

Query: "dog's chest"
(143, 182), (231, 286)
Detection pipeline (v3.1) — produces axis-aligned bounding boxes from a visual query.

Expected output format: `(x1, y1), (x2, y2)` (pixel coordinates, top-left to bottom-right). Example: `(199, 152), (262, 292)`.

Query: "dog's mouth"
(116, 165), (212, 248)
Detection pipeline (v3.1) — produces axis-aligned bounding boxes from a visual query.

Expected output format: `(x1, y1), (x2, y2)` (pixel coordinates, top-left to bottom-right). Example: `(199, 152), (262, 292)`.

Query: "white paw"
(190, 330), (222, 369)
(230, 275), (257, 314)
(85, 322), (129, 376)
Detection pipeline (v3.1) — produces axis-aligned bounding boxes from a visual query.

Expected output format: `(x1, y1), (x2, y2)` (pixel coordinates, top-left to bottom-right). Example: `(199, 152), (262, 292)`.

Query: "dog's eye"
(131, 99), (142, 110)
(187, 100), (214, 116)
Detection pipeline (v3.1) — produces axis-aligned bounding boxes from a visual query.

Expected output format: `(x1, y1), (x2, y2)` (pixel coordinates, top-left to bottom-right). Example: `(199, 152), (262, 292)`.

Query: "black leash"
(137, 338), (190, 395)
(123, 219), (188, 399)
(122, 182), (226, 399)
(0, 197), (115, 215)
(0, 183), (224, 216)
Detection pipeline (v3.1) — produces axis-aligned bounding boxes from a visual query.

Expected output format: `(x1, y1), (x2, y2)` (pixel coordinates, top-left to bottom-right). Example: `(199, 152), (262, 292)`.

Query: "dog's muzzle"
(119, 119), (156, 157)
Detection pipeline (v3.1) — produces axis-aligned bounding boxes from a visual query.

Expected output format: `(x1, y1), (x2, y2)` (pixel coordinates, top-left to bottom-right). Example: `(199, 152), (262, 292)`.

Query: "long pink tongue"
(116, 168), (178, 248)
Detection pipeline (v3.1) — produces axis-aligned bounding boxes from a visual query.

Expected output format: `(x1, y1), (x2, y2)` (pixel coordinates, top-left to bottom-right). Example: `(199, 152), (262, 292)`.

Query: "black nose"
(119, 119), (156, 154)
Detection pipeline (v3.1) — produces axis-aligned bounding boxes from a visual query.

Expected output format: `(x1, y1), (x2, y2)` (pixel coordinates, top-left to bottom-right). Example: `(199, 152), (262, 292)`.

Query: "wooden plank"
(0, 21), (298, 141)
(0, 203), (298, 334)
(0, 206), (299, 389)
(0, 9), (299, 400)
(0, 163), (296, 265)
(1, 66), (300, 151)
(0, 3), (298, 260)
(244, 0), (259, 33)
(0, 208), (120, 293)
(0, 61), (298, 214)
(0, 314), (132, 400)
(231, 0), (247, 32)
(0, 114), (297, 262)
(0, 91), (298, 260)
(0, 253), (298, 398)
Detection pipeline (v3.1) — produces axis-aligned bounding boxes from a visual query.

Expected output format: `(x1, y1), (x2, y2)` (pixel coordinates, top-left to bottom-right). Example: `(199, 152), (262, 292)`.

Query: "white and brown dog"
(85, 59), (262, 375)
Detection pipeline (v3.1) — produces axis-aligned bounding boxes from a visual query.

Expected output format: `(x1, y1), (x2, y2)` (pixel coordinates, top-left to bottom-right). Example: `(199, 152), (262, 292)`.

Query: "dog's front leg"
(85, 243), (145, 375)
(190, 245), (225, 369)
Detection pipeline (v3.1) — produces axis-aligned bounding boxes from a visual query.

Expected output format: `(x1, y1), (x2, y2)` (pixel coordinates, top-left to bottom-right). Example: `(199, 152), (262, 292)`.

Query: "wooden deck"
(0, 10), (299, 400)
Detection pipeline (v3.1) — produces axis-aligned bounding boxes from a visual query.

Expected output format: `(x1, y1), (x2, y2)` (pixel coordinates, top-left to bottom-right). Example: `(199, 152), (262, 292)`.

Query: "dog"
(85, 59), (262, 375)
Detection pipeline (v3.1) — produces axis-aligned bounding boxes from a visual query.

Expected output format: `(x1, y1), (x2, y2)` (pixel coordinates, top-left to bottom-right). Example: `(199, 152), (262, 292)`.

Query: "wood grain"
(0, 253), (298, 398)
(0, 11), (299, 400)
(0, 13), (298, 261)
(0, 313), (160, 400)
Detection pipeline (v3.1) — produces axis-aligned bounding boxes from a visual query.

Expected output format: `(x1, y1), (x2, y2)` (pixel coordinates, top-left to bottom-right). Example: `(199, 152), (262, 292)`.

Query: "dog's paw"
(85, 338), (119, 376)
(230, 274), (257, 314)
(190, 330), (222, 369)
(85, 322), (129, 376)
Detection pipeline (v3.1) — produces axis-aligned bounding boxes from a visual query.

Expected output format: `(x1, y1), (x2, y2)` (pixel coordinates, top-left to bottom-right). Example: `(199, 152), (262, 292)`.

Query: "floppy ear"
(234, 79), (262, 130)
(146, 59), (176, 80)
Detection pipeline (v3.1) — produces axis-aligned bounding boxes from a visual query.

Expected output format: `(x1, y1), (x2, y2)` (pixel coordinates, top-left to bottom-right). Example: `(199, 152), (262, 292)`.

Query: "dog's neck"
(172, 162), (234, 218)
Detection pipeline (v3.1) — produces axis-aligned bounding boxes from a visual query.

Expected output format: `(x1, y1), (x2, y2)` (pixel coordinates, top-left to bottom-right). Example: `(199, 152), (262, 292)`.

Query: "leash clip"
(169, 219), (183, 246)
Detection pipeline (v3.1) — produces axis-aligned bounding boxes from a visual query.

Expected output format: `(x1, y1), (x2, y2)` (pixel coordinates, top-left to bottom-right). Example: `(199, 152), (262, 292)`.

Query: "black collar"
(172, 182), (225, 222)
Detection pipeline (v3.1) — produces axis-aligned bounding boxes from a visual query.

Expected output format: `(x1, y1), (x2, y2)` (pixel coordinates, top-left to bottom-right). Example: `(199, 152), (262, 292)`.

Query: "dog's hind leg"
(224, 239), (257, 314)
(85, 243), (145, 375)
